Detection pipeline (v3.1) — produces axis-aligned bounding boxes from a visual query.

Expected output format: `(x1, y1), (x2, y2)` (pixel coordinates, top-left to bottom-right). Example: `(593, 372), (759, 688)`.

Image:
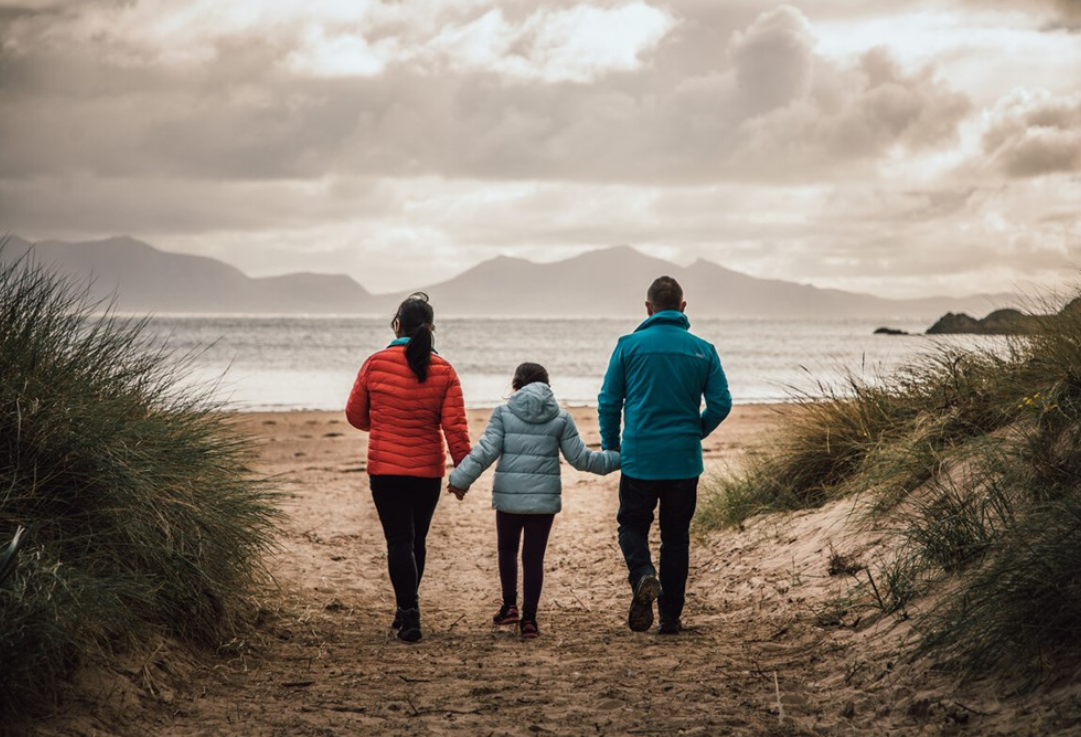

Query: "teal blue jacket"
(598, 311), (732, 480)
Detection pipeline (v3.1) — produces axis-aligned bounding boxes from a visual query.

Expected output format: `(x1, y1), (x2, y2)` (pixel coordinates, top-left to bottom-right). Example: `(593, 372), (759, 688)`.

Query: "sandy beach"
(213, 405), (785, 733)
(31, 403), (1081, 737)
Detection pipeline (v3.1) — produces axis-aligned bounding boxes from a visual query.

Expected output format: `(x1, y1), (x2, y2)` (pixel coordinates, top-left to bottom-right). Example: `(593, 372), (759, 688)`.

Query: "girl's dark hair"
(394, 292), (435, 382)
(512, 362), (549, 391)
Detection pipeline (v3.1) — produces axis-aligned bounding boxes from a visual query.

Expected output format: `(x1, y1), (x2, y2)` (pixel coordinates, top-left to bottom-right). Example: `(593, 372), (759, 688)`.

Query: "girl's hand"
(447, 484), (467, 501)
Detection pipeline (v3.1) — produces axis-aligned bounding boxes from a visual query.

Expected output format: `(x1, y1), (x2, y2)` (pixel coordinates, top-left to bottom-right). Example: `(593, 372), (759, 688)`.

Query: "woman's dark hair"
(512, 362), (549, 391)
(393, 292), (435, 382)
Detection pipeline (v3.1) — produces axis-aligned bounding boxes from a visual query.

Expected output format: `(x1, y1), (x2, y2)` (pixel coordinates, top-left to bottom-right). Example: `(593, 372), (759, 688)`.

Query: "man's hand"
(447, 484), (467, 500)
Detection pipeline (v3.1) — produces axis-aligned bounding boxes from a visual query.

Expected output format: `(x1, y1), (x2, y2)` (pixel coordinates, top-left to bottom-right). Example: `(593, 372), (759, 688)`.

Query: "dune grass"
(698, 291), (1081, 679)
(0, 246), (280, 716)
(918, 490), (1081, 679)
(697, 345), (1017, 526)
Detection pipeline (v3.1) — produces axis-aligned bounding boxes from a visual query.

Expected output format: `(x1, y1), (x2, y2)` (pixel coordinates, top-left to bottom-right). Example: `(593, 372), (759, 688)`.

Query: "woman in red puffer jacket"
(346, 292), (471, 643)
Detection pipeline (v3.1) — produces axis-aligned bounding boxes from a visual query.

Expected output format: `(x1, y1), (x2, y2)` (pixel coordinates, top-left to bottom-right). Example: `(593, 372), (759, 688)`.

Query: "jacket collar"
(635, 310), (690, 333)
(387, 335), (439, 354)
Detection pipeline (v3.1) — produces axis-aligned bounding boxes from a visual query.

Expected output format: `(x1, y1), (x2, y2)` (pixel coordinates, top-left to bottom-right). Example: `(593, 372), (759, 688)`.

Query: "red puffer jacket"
(345, 346), (471, 477)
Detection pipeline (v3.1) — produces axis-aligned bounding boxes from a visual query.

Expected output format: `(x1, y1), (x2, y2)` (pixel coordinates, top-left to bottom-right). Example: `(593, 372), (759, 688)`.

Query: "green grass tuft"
(695, 459), (810, 530)
(0, 244), (281, 716)
(919, 492), (1081, 680)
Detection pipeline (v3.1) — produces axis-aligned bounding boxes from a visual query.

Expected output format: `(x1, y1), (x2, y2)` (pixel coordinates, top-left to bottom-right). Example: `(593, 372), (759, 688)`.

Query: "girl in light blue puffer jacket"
(448, 363), (620, 639)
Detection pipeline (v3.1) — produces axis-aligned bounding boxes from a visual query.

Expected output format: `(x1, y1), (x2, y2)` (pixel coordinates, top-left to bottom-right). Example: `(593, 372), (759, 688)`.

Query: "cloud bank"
(0, 0), (1078, 298)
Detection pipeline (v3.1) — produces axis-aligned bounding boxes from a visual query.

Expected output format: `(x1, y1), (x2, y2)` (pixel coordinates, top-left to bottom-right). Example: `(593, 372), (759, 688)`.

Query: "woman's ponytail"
(394, 292), (435, 382)
(405, 325), (433, 382)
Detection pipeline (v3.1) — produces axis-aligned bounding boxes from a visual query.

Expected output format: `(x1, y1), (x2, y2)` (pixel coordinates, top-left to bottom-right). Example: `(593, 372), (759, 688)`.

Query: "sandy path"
(30, 404), (1078, 736)
(130, 405), (814, 737)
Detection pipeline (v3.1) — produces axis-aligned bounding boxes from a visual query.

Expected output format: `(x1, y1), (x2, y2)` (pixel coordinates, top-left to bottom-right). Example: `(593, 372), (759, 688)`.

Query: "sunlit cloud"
(5, 0), (675, 83)
(980, 88), (1081, 177)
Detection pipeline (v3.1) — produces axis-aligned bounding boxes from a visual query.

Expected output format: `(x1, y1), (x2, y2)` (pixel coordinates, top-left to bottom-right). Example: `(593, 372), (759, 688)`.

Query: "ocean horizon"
(144, 314), (1003, 412)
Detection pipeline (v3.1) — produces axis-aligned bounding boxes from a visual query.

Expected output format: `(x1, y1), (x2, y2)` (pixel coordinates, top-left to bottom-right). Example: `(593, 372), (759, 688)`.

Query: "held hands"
(447, 484), (467, 501)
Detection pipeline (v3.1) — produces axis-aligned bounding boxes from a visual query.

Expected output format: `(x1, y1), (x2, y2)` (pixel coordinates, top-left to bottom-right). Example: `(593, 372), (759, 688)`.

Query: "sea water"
(147, 315), (1001, 411)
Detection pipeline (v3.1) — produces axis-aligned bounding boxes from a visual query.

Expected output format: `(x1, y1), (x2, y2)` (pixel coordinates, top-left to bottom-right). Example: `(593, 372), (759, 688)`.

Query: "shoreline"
(224, 400), (796, 415)
(230, 404), (783, 473)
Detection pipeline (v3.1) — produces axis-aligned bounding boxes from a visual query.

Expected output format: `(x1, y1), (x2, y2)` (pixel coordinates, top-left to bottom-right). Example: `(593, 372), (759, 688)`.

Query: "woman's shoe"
(519, 618), (539, 639)
(493, 603), (520, 625)
(397, 607), (422, 643)
(391, 606), (405, 630)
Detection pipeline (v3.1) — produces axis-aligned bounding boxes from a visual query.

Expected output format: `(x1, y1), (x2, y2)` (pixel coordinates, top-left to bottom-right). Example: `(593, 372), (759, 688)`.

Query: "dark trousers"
(370, 475), (442, 611)
(496, 511), (555, 619)
(617, 474), (699, 622)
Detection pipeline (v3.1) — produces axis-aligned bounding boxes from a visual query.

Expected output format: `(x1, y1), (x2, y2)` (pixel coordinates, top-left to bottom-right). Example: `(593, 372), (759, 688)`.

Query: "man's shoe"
(628, 574), (660, 632)
(493, 603), (520, 625)
(658, 619), (682, 635)
(397, 607), (422, 643)
(520, 618), (540, 639)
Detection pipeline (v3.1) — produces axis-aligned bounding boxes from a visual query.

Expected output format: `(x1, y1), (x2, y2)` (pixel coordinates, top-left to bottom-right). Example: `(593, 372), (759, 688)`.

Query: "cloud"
(0, 0), (1078, 301)
(956, 0), (1081, 22)
(1, 0), (674, 82)
(2, 169), (1077, 300)
(286, 26), (390, 78)
(0, 4), (974, 186)
(981, 88), (1081, 177)
(724, 11), (971, 179)
(412, 3), (676, 83)
(0, 174), (401, 237)
(729, 6), (815, 115)
(1039, 0), (1081, 21)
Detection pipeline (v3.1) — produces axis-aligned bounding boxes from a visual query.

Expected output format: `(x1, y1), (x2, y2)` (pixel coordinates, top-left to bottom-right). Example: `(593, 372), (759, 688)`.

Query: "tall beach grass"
(0, 245), (280, 717)
(698, 291), (1081, 679)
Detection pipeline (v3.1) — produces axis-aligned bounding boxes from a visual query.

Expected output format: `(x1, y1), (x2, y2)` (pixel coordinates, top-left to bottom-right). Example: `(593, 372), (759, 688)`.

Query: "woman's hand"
(447, 484), (467, 501)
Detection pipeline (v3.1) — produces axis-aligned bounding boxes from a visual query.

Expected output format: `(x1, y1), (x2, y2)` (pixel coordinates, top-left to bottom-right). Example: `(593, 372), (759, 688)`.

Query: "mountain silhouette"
(1, 235), (374, 314)
(2, 236), (1012, 317)
(403, 244), (1011, 317)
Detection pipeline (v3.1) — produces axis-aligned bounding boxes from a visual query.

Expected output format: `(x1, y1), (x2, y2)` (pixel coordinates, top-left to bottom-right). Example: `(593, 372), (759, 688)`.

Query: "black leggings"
(370, 475), (442, 610)
(496, 511), (555, 620)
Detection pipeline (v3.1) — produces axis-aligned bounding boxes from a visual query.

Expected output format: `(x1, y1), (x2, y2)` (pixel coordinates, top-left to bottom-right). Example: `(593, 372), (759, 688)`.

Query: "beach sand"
(211, 405), (786, 734)
(32, 404), (1080, 736)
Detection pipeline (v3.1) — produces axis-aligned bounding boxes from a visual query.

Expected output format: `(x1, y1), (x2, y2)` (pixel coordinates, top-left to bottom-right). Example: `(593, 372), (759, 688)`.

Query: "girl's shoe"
(519, 618), (539, 639)
(493, 603), (520, 625)
(397, 607), (422, 643)
(657, 619), (682, 635)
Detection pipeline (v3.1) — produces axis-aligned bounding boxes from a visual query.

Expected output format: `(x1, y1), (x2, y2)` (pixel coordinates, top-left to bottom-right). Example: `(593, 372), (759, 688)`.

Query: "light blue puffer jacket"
(448, 382), (621, 514)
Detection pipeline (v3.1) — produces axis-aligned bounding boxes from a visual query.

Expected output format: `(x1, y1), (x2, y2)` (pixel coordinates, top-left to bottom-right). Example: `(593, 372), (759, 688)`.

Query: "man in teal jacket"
(598, 276), (732, 633)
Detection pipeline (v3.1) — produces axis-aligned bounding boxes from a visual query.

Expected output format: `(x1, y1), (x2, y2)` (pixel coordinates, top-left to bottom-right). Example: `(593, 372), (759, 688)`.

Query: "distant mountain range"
(1, 235), (374, 314)
(1, 235), (1015, 318)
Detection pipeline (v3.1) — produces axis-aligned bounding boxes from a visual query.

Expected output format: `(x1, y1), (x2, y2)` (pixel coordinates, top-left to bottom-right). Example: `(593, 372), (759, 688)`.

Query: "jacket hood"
(507, 382), (561, 424)
(635, 310), (690, 333)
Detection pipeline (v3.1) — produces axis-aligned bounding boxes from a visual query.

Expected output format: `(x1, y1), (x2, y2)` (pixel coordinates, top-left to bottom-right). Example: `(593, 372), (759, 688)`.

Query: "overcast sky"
(1, 0), (1079, 298)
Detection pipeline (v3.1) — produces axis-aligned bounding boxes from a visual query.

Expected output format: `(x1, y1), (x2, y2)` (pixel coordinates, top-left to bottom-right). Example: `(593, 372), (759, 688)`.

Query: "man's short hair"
(647, 276), (684, 312)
